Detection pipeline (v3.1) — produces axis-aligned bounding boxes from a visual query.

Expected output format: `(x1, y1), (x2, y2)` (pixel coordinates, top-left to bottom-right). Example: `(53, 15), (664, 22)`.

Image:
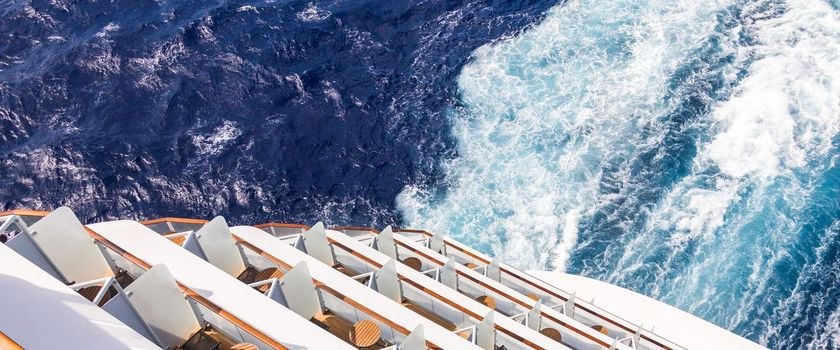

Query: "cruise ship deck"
(0, 208), (766, 350)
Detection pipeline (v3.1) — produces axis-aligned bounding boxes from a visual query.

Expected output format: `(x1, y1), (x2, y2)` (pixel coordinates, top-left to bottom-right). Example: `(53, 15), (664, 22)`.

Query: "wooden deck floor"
(311, 311), (388, 349)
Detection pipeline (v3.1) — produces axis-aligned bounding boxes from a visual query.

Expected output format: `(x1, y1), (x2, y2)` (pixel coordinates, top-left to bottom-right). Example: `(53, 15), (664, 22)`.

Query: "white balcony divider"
(486, 256), (501, 282)
(279, 261), (322, 319)
(92, 272), (161, 346)
(193, 216), (246, 278)
(124, 264), (201, 349)
(293, 233), (306, 251)
(565, 292), (576, 318)
(399, 324), (426, 350)
(101, 288), (160, 344)
(476, 310), (495, 350)
(440, 257), (458, 290)
(181, 231), (207, 261)
(265, 279), (287, 305)
(374, 226), (398, 259)
(634, 325), (643, 348)
(302, 222), (336, 266)
(429, 233), (446, 255)
(0, 242), (162, 350)
(375, 259), (402, 302)
(27, 207), (113, 284)
(3, 216), (63, 281)
(527, 301), (542, 331)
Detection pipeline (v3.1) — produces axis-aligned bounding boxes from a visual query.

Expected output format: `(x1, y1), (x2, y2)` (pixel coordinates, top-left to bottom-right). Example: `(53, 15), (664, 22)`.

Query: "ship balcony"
(328, 225), (681, 350)
(259, 224), (482, 341)
(142, 217), (468, 350)
(258, 223), (575, 350)
(215, 241), (403, 349)
(0, 210), (272, 350)
(394, 227), (684, 350)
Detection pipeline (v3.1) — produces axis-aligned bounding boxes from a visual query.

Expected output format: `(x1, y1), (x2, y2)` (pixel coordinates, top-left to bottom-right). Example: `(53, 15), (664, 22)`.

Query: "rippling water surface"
(2, 0), (839, 348)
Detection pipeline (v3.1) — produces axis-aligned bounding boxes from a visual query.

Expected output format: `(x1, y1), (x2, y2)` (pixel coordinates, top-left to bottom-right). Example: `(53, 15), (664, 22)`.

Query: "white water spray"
(398, 0), (840, 346)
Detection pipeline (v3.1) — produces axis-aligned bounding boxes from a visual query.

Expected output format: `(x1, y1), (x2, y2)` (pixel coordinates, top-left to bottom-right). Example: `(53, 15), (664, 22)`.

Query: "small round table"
(230, 343), (258, 350)
(350, 319), (381, 348)
(402, 257), (423, 271)
(254, 267), (285, 292)
(591, 324), (609, 335)
(464, 262), (479, 269)
(539, 328), (562, 342)
(475, 295), (497, 310)
(526, 293), (540, 301)
(540, 328), (563, 341)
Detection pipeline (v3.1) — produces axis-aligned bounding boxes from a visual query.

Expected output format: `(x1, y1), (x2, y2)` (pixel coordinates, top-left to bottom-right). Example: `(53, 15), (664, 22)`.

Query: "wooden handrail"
(255, 222), (311, 230)
(0, 209), (51, 217)
(0, 331), (24, 350)
(140, 217), (209, 225)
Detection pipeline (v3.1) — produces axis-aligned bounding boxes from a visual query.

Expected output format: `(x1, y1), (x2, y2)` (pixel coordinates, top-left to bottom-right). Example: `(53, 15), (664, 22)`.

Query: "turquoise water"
(398, 0), (840, 348)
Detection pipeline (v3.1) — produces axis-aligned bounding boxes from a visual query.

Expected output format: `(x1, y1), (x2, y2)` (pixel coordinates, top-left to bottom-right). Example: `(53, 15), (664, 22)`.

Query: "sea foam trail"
(605, 0), (840, 331)
(398, 0), (736, 269)
(398, 0), (840, 347)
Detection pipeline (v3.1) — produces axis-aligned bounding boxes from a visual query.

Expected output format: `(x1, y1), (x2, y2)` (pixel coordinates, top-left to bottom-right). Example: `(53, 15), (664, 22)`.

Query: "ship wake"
(397, 0), (840, 348)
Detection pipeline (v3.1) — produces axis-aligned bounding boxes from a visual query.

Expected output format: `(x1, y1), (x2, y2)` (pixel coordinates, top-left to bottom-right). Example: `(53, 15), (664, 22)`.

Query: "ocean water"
(0, 0), (556, 224)
(2, 0), (839, 349)
(397, 0), (840, 348)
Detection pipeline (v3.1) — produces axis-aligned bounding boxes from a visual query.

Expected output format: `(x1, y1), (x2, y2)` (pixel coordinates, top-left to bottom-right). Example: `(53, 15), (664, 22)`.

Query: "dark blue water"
(3, 1), (840, 349)
(0, 0), (556, 225)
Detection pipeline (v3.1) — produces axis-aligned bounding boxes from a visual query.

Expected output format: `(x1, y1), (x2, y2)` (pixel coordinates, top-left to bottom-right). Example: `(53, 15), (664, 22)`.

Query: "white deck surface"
(528, 271), (768, 350)
(0, 243), (161, 350)
(232, 226), (483, 350)
(89, 220), (354, 350)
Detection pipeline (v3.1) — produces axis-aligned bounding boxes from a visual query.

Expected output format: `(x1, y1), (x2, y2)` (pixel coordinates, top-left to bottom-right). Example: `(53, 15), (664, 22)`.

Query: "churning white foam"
(614, 0), (840, 320)
(190, 120), (242, 156)
(399, 0), (840, 343)
(297, 3), (331, 22)
(397, 0), (738, 269)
